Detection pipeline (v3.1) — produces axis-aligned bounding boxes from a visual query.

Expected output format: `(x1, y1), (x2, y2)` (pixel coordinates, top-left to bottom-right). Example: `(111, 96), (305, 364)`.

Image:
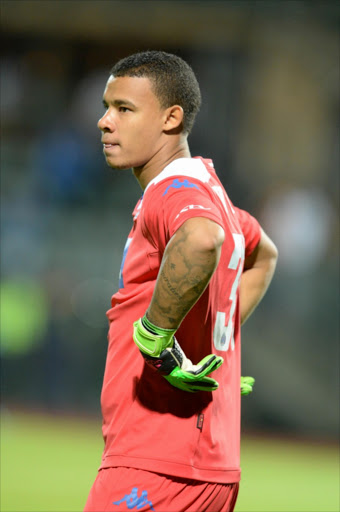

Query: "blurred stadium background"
(1, 1), (339, 511)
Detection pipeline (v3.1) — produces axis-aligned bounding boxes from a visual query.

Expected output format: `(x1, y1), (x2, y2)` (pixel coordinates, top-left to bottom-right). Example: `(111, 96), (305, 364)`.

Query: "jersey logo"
(113, 487), (155, 510)
(163, 178), (199, 196)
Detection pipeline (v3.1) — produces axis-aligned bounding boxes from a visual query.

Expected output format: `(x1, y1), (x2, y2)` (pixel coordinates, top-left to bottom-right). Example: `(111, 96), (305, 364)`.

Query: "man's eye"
(119, 106), (130, 113)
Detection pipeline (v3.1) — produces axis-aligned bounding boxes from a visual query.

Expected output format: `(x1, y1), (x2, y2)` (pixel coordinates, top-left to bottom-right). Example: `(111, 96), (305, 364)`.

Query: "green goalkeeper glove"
(133, 315), (224, 393)
(241, 376), (255, 395)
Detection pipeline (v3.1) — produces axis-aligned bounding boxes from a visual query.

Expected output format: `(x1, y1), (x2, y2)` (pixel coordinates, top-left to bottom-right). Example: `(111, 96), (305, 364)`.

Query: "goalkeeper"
(84, 50), (278, 512)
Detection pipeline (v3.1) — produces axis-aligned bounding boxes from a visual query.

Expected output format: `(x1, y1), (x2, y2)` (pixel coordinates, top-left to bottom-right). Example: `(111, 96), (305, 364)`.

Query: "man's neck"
(133, 139), (191, 190)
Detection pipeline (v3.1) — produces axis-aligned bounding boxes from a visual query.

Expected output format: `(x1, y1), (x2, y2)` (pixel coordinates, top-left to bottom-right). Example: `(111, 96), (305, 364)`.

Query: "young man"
(84, 51), (278, 512)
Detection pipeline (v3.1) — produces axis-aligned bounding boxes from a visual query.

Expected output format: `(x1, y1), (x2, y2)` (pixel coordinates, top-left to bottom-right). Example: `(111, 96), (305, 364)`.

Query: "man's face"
(98, 75), (166, 170)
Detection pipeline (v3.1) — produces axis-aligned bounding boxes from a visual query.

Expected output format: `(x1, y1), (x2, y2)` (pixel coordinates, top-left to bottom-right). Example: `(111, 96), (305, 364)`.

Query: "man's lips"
(102, 142), (119, 152)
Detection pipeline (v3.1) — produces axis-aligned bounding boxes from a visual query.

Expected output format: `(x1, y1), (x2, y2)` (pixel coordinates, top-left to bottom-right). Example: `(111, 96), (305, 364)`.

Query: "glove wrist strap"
(133, 314), (176, 357)
(142, 314), (177, 337)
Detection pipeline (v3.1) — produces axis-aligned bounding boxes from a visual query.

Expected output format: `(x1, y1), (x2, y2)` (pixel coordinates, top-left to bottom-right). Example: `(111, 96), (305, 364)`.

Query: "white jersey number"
(213, 233), (245, 352)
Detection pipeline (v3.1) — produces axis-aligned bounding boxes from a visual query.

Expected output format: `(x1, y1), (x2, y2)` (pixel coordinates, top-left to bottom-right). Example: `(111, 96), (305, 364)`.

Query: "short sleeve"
(234, 206), (261, 257)
(143, 177), (225, 249)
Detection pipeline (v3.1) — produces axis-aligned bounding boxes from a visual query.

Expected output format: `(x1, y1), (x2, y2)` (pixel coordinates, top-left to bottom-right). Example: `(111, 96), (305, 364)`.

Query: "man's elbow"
(264, 237), (278, 280)
(204, 223), (225, 253)
(268, 239), (278, 261)
(253, 229), (278, 279)
(182, 217), (225, 254)
(268, 239), (279, 266)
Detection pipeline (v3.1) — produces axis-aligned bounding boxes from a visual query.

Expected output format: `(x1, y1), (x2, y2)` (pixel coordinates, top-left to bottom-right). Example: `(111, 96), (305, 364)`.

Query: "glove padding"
(133, 315), (223, 392)
(241, 376), (255, 395)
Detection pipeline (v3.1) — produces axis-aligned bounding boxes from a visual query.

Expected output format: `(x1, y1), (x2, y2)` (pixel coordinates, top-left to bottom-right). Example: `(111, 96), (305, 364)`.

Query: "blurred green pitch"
(1, 411), (339, 511)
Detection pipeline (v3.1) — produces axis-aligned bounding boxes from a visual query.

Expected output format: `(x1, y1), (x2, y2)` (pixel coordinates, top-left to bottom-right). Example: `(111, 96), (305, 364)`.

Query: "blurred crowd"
(1, 5), (339, 437)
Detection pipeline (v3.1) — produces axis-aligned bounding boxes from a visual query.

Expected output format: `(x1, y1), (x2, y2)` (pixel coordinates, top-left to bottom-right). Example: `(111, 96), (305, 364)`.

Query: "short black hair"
(110, 50), (201, 134)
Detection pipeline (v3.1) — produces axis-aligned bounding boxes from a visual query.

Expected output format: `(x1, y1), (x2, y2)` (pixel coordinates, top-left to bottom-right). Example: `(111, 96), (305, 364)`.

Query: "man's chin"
(105, 158), (131, 171)
(110, 164), (132, 171)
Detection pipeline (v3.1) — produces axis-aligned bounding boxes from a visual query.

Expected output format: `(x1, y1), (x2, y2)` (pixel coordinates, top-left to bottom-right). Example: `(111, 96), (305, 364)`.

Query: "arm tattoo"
(147, 221), (221, 328)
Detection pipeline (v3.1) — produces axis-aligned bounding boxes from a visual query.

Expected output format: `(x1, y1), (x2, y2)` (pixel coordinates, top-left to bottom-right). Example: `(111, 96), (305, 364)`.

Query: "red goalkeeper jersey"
(100, 157), (261, 483)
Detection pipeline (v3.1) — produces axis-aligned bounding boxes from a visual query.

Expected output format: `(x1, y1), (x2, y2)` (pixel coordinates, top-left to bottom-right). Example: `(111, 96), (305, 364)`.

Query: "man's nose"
(97, 111), (115, 132)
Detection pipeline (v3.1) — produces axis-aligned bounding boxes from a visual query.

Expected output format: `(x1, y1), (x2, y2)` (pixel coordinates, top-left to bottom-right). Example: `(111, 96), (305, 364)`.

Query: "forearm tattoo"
(148, 222), (219, 328)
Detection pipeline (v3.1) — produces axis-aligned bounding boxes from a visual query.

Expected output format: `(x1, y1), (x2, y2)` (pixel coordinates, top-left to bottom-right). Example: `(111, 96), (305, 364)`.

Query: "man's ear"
(163, 105), (184, 133)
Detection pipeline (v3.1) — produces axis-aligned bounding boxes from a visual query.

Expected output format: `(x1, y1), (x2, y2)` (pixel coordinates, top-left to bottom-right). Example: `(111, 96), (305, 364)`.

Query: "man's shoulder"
(146, 157), (213, 192)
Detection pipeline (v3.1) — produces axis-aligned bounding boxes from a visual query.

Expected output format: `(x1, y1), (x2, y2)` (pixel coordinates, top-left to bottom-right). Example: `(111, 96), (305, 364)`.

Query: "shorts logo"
(113, 486), (155, 510)
(163, 178), (199, 196)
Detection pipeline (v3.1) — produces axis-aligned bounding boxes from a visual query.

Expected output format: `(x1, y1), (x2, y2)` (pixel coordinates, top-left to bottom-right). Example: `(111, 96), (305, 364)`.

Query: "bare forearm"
(240, 261), (276, 324)
(240, 229), (278, 324)
(147, 218), (224, 329)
